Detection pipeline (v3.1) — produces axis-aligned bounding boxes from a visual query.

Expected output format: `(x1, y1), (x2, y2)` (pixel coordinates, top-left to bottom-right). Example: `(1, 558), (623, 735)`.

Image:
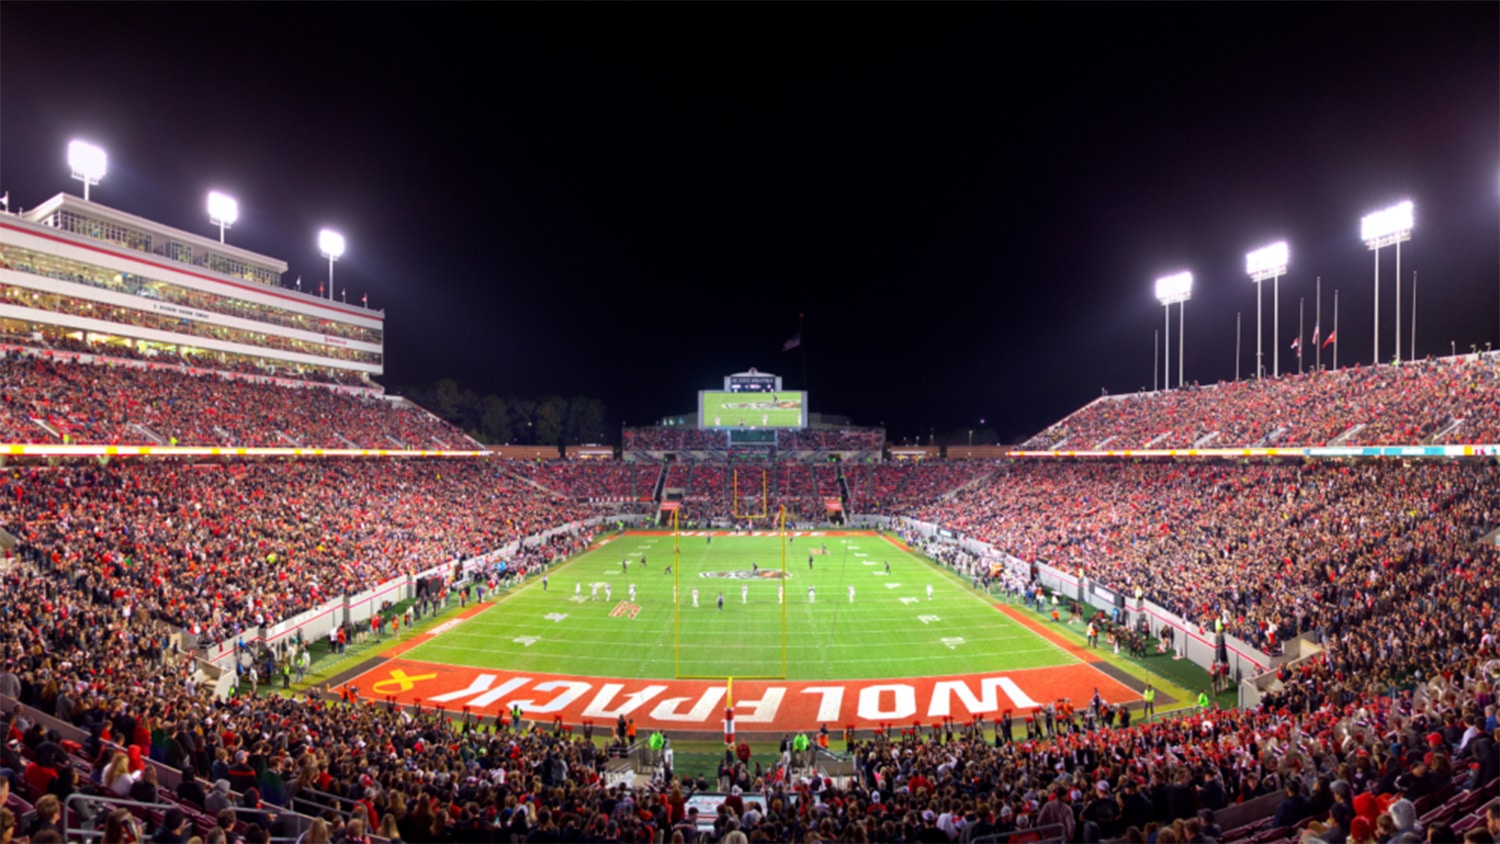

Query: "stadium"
(1, 7), (1499, 844)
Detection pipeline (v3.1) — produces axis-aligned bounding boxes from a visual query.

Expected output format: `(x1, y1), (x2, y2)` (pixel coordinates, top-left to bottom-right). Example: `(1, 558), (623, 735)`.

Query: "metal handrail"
(969, 822), (1068, 844)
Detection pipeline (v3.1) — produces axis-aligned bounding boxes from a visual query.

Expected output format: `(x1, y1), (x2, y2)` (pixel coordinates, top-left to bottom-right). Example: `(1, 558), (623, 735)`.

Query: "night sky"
(2, 4), (1496, 444)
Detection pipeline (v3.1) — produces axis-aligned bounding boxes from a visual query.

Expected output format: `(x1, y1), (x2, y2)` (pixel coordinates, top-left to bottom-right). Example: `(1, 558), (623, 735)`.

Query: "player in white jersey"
(629, 584), (636, 603)
(849, 585), (855, 603)
(575, 582), (581, 598)
(592, 583), (599, 601)
(778, 585), (784, 604)
(927, 583), (934, 600)
(605, 584), (612, 602)
(692, 588), (699, 608)
(808, 585), (815, 603)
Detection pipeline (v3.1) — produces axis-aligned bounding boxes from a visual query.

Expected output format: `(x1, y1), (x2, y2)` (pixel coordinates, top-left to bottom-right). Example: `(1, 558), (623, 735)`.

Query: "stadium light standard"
(1155, 271), (1192, 389)
(1246, 242), (1289, 379)
(207, 191), (238, 243)
(1361, 200), (1414, 364)
(67, 140), (107, 201)
(319, 229), (346, 302)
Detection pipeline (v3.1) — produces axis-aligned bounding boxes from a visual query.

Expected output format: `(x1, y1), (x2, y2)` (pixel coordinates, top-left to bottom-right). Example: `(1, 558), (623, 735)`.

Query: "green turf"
(402, 532), (1077, 681)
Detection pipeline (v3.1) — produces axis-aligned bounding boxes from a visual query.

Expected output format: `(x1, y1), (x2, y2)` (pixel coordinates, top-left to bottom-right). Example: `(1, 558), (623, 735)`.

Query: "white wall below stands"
(855, 514), (1274, 708)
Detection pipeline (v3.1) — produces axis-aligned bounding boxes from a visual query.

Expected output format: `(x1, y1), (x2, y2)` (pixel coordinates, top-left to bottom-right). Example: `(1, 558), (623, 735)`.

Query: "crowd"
(779, 430), (885, 451)
(623, 428), (887, 452)
(913, 460), (1500, 667)
(0, 366), (1496, 841)
(0, 353), (468, 449)
(1021, 356), (1500, 449)
(0, 460), (583, 646)
(507, 461), (661, 502)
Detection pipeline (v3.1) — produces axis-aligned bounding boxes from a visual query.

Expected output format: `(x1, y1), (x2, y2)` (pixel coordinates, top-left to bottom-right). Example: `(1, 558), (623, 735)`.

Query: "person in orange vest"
(626, 717), (637, 743)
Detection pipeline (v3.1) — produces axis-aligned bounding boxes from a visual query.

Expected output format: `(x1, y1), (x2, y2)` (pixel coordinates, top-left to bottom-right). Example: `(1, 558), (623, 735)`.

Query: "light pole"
(67, 140), (107, 201)
(1155, 272), (1192, 389)
(1361, 201), (1414, 364)
(319, 229), (346, 302)
(207, 191), (238, 244)
(1246, 242), (1288, 379)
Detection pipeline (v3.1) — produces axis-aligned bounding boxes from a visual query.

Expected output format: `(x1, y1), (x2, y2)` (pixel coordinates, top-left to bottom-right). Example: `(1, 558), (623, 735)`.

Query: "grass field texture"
(401, 532), (1077, 681)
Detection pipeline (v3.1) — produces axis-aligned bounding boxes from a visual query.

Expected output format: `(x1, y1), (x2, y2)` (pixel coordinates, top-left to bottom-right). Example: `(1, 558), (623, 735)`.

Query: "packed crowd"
(0, 353), (468, 449)
(507, 460), (662, 502)
(0, 460), (583, 645)
(778, 430), (885, 451)
(915, 460), (1500, 672)
(1022, 356), (1500, 449)
(623, 428), (886, 452)
(623, 429), (732, 450)
(846, 462), (997, 513)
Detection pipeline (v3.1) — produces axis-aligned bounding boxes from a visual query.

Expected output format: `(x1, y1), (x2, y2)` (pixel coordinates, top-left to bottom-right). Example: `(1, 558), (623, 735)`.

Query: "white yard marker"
(885, 583), (903, 590)
(899, 597), (919, 605)
(545, 613), (569, 623)
(940, 637), (965, 650)
(918, 615), (941, 625)
(513, 636), (541, 647)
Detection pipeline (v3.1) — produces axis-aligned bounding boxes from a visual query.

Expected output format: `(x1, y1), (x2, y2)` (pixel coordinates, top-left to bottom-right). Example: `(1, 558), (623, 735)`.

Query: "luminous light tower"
(1361, 200), (1413, 364)
(319, 229), (346, 301)
(1155, 271), (1193, 389)
(1246, 241), (1289, 379)
(207, 191), (239, 243)
(67, 140), (107, 201)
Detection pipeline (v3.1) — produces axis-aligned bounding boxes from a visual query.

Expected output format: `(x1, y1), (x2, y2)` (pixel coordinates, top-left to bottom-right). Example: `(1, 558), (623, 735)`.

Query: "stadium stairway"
(127, 422), (168, 445)
(1428, 416), (1464, 443)
(1328, 423), (1366, 445)
(651, 461), (669, 503)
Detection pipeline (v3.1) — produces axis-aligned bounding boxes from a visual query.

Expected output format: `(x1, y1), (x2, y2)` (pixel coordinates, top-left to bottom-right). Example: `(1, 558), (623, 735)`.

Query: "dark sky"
(2, 4), (1496, 443)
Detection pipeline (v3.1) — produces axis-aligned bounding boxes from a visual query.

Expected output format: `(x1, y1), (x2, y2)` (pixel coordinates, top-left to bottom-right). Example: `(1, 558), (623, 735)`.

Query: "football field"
(403, 532), (1070, 680)
(355, 531), (1143, 732)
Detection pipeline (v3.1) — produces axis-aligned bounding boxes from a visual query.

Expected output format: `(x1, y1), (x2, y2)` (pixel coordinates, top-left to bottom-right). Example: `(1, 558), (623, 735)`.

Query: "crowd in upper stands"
(0, 352), (468, 449)
(1022, 355), (1500, 449)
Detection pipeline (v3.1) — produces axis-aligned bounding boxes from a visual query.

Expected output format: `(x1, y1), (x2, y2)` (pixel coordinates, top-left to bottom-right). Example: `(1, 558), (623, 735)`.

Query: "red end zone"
(346, 660), (1136, 733)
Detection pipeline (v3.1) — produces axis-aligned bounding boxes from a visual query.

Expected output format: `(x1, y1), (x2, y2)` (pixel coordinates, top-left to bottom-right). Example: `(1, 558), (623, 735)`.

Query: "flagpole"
(1316, 277), (1322, 373)
(1298, 297), (1304, 376)
(1154, 329), (1159, 392)
(1334, 289), (1339, 371)
(798, 312), (808, 394)
(1234, 314), (1240, 382)
(1410, 271), (1417, 361)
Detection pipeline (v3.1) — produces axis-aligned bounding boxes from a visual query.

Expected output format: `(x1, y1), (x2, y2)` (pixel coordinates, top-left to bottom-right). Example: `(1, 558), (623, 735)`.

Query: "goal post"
(673, 505), (788, 681)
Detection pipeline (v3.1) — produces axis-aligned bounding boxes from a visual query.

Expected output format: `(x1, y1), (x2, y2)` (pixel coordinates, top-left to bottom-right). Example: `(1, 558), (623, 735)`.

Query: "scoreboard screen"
(699, 391), (806, 429)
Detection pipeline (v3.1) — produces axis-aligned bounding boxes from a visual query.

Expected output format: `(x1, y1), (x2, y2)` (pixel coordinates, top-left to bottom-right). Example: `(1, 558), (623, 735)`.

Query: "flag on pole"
(1322, 330), (1336, 348)
(1291, 337), (1301, 356)
(782, 333), (801, 352)
(1311, 323), (1320, 346)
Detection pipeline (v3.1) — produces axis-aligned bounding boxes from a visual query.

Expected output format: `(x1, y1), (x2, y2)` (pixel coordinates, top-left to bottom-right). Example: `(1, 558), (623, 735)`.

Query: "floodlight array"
(1361, 200), (1413, 248)
(1154, 271), (1193, 304)
(207, 191), (239, 226)
(319, 229), (346, 259)
(1246, 241), (1289, 281)
(67, 140), (107, 185)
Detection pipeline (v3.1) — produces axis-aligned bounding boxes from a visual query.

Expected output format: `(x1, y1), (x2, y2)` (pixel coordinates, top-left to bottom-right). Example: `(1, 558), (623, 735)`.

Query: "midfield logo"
(609, 602), (641, 619)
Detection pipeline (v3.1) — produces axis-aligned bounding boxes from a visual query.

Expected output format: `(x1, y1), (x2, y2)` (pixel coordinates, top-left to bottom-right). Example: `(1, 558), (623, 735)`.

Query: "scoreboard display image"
(699, 390), (806, 429)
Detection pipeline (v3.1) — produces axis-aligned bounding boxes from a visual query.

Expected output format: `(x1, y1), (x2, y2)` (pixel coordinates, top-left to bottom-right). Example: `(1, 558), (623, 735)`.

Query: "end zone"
(343, 659), (1139, 733)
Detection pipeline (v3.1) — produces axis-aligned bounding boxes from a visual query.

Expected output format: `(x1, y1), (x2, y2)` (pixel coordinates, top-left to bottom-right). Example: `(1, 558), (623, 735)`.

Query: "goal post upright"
(779, 504), (788, 676)
(672, 505), (681, 677)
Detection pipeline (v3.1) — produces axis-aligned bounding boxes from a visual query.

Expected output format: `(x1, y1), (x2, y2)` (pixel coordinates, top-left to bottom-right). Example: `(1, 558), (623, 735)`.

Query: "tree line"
(398, 378), (607, 446)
